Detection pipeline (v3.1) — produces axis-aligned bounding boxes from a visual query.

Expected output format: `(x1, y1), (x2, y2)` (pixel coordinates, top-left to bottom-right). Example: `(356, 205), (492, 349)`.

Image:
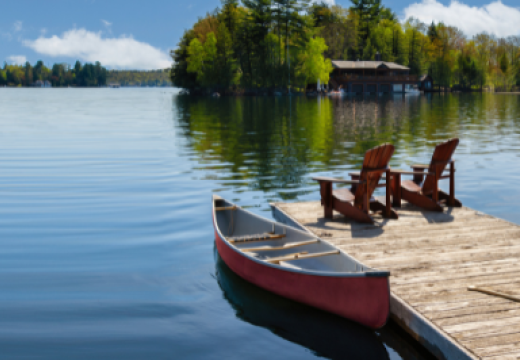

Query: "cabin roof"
(331, 61), (410, 70)
(419, 74), (432, 81)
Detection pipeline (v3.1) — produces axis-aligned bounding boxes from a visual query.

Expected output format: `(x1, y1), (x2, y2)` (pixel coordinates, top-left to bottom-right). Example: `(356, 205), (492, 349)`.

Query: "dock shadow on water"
(214, 246), (434, 360)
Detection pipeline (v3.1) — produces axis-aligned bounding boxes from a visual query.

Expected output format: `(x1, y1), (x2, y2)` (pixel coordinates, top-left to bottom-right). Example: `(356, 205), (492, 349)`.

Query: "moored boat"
(212, 195), (390, 329)
(215, 251), (390, 359)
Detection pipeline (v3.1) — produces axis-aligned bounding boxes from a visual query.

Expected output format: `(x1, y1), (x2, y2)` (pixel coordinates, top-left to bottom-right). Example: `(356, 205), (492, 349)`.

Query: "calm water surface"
(1, 89), (520, 360)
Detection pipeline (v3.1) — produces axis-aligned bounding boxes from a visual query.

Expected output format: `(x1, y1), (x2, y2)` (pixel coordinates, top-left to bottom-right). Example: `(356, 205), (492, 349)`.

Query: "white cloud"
(22, 28), (171, 70)
(101, 19), (112, 27)
(13, 21), (22, 32)
(403, 0), (520, 37)
(8, 55), (27, 65)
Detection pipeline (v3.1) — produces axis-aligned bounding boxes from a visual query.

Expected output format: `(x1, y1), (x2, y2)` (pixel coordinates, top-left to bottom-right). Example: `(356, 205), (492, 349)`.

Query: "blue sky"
(2, 0), (520, 70)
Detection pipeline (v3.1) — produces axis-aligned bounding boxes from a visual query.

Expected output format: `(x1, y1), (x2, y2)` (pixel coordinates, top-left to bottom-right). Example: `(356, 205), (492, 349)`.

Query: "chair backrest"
(353, 143), (394, 209)
(422, 138), (459, 195)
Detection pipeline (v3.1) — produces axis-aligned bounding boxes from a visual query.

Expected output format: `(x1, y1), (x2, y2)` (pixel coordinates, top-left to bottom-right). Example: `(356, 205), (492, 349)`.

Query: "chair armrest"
(390, 169), (434, 176)
(349, 171), (389, 180)
(312, 176), (365, 184)
(411, 160), (455, 169)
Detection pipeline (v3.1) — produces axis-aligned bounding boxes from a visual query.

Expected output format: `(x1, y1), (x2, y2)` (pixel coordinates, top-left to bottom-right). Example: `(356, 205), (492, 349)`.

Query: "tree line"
(171, 0), (520, 93)
(0, 61), (108, 87)
(107, 69), (171, 87)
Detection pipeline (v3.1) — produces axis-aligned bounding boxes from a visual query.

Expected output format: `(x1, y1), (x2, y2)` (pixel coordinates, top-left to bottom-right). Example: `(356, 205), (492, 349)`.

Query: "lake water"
(1, 89), (520, 360)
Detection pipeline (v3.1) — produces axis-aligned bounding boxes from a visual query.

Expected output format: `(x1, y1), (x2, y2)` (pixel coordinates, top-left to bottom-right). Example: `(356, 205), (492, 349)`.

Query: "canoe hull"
(214, 227), (390, 329)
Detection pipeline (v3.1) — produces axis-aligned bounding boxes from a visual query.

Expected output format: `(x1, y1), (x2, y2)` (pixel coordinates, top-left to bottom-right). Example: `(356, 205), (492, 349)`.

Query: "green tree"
(0, 69), (6, 85)
(500, 53), (509, 74)
(187, 38), (206, 81)
(298, 36), (333, 87)
(362, 38), (375, 60)
(204, 32), (218, 86)
(242, 0), (272, 87)
(350, 0), (382, 52)
(220, 0), (240, 41)
(404, 18), (426, 75)
(24, 61), (33, 85)
(34, 60), (44, 81)
(217, 22), (239, 88)
(171, 28), (199, 89)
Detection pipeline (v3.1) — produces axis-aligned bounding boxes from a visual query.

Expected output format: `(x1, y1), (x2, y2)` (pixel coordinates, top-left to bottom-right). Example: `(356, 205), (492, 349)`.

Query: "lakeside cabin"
(329, 60), (419, 94)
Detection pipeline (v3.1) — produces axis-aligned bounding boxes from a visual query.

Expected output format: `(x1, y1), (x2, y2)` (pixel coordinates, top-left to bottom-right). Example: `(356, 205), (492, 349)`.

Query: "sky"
(1, 0), (520, 70)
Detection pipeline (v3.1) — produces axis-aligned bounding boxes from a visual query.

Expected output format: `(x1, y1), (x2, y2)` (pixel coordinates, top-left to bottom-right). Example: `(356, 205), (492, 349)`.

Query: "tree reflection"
(174, 94), (520, 197)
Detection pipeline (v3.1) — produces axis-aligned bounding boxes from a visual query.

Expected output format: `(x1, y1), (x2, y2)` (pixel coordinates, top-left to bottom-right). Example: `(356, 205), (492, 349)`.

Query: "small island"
(1, 61), (108, 87)
(1, 61), (172, 88)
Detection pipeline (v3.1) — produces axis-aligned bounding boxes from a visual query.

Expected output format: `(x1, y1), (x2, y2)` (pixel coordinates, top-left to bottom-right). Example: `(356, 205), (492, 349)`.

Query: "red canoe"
(212, 195), (390, 329)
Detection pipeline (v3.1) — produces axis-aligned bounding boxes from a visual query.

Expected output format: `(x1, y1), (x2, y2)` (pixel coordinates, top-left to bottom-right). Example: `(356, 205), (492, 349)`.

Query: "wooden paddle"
(468, 285), (520, 303)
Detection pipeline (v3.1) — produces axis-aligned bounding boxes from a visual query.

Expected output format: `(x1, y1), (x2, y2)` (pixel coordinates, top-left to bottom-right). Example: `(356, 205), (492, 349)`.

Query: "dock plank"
(272, 200), (520, 360)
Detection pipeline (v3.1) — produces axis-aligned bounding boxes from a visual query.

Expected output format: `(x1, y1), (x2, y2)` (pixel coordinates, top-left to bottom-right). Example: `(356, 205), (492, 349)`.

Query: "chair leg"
(320, 181), (334, 219)
(449, 161), (456, 206)
(391, 173), (402, 208)
(432, 169), (439, 203)
(385, 169), (391, 217)
(363, 185), (369, 214)
(350, 174), (360, 193)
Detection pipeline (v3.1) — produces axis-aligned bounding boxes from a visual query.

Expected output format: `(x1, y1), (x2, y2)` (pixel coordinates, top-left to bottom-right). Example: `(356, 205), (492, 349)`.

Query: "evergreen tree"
(350, 0), (382, 52)
(217, 23), (239, 88)
(242, 0), (272, 87)
(24, 61), (33, 85)
(427, 21), (438, 42)
(170, 29), (198, 89)
(362, 38), (375, 60)
(500, 53), (509, 74)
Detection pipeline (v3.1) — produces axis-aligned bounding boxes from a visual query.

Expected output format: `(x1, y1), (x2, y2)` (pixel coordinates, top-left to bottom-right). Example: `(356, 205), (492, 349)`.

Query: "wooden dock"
(271, 200), (520, 360)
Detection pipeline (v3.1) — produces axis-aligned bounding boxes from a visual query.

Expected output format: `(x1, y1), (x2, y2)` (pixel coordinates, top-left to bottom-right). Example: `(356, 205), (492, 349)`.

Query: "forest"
(0, 61), (108, 87)
(107, 69), (171, 87)
(171, 0), (520, 93)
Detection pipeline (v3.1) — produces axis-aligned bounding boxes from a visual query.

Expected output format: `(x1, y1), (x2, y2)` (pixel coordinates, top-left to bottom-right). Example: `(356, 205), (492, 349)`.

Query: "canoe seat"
(228, 233), (286, 244)
(241, 239), (319, 252)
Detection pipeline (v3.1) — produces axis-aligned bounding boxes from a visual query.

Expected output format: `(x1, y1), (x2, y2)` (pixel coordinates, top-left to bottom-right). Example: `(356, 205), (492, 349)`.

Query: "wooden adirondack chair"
(391, 138), (462, 211)
(312, 144), (398, 224)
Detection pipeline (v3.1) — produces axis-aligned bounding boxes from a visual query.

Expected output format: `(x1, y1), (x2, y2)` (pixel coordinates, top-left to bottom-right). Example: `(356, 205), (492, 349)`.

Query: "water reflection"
(214, 248), (390, 360)
(175, 94), (520, 207)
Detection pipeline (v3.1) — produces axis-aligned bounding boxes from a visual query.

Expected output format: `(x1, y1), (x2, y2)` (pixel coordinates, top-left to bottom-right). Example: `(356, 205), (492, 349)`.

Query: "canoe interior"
(214, 197), (388, 277)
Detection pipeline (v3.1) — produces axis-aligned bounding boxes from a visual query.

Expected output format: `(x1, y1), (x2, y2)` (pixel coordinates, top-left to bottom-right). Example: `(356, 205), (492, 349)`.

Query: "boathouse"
(329, 60), (418, 93)
(418, 74), (434, 91)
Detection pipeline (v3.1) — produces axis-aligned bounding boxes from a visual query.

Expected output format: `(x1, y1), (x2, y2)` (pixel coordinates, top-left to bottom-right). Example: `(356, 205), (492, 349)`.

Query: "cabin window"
(393, 84), (403, 92)
(352, 84), (363, 93)
(380, 84), (390, 93)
